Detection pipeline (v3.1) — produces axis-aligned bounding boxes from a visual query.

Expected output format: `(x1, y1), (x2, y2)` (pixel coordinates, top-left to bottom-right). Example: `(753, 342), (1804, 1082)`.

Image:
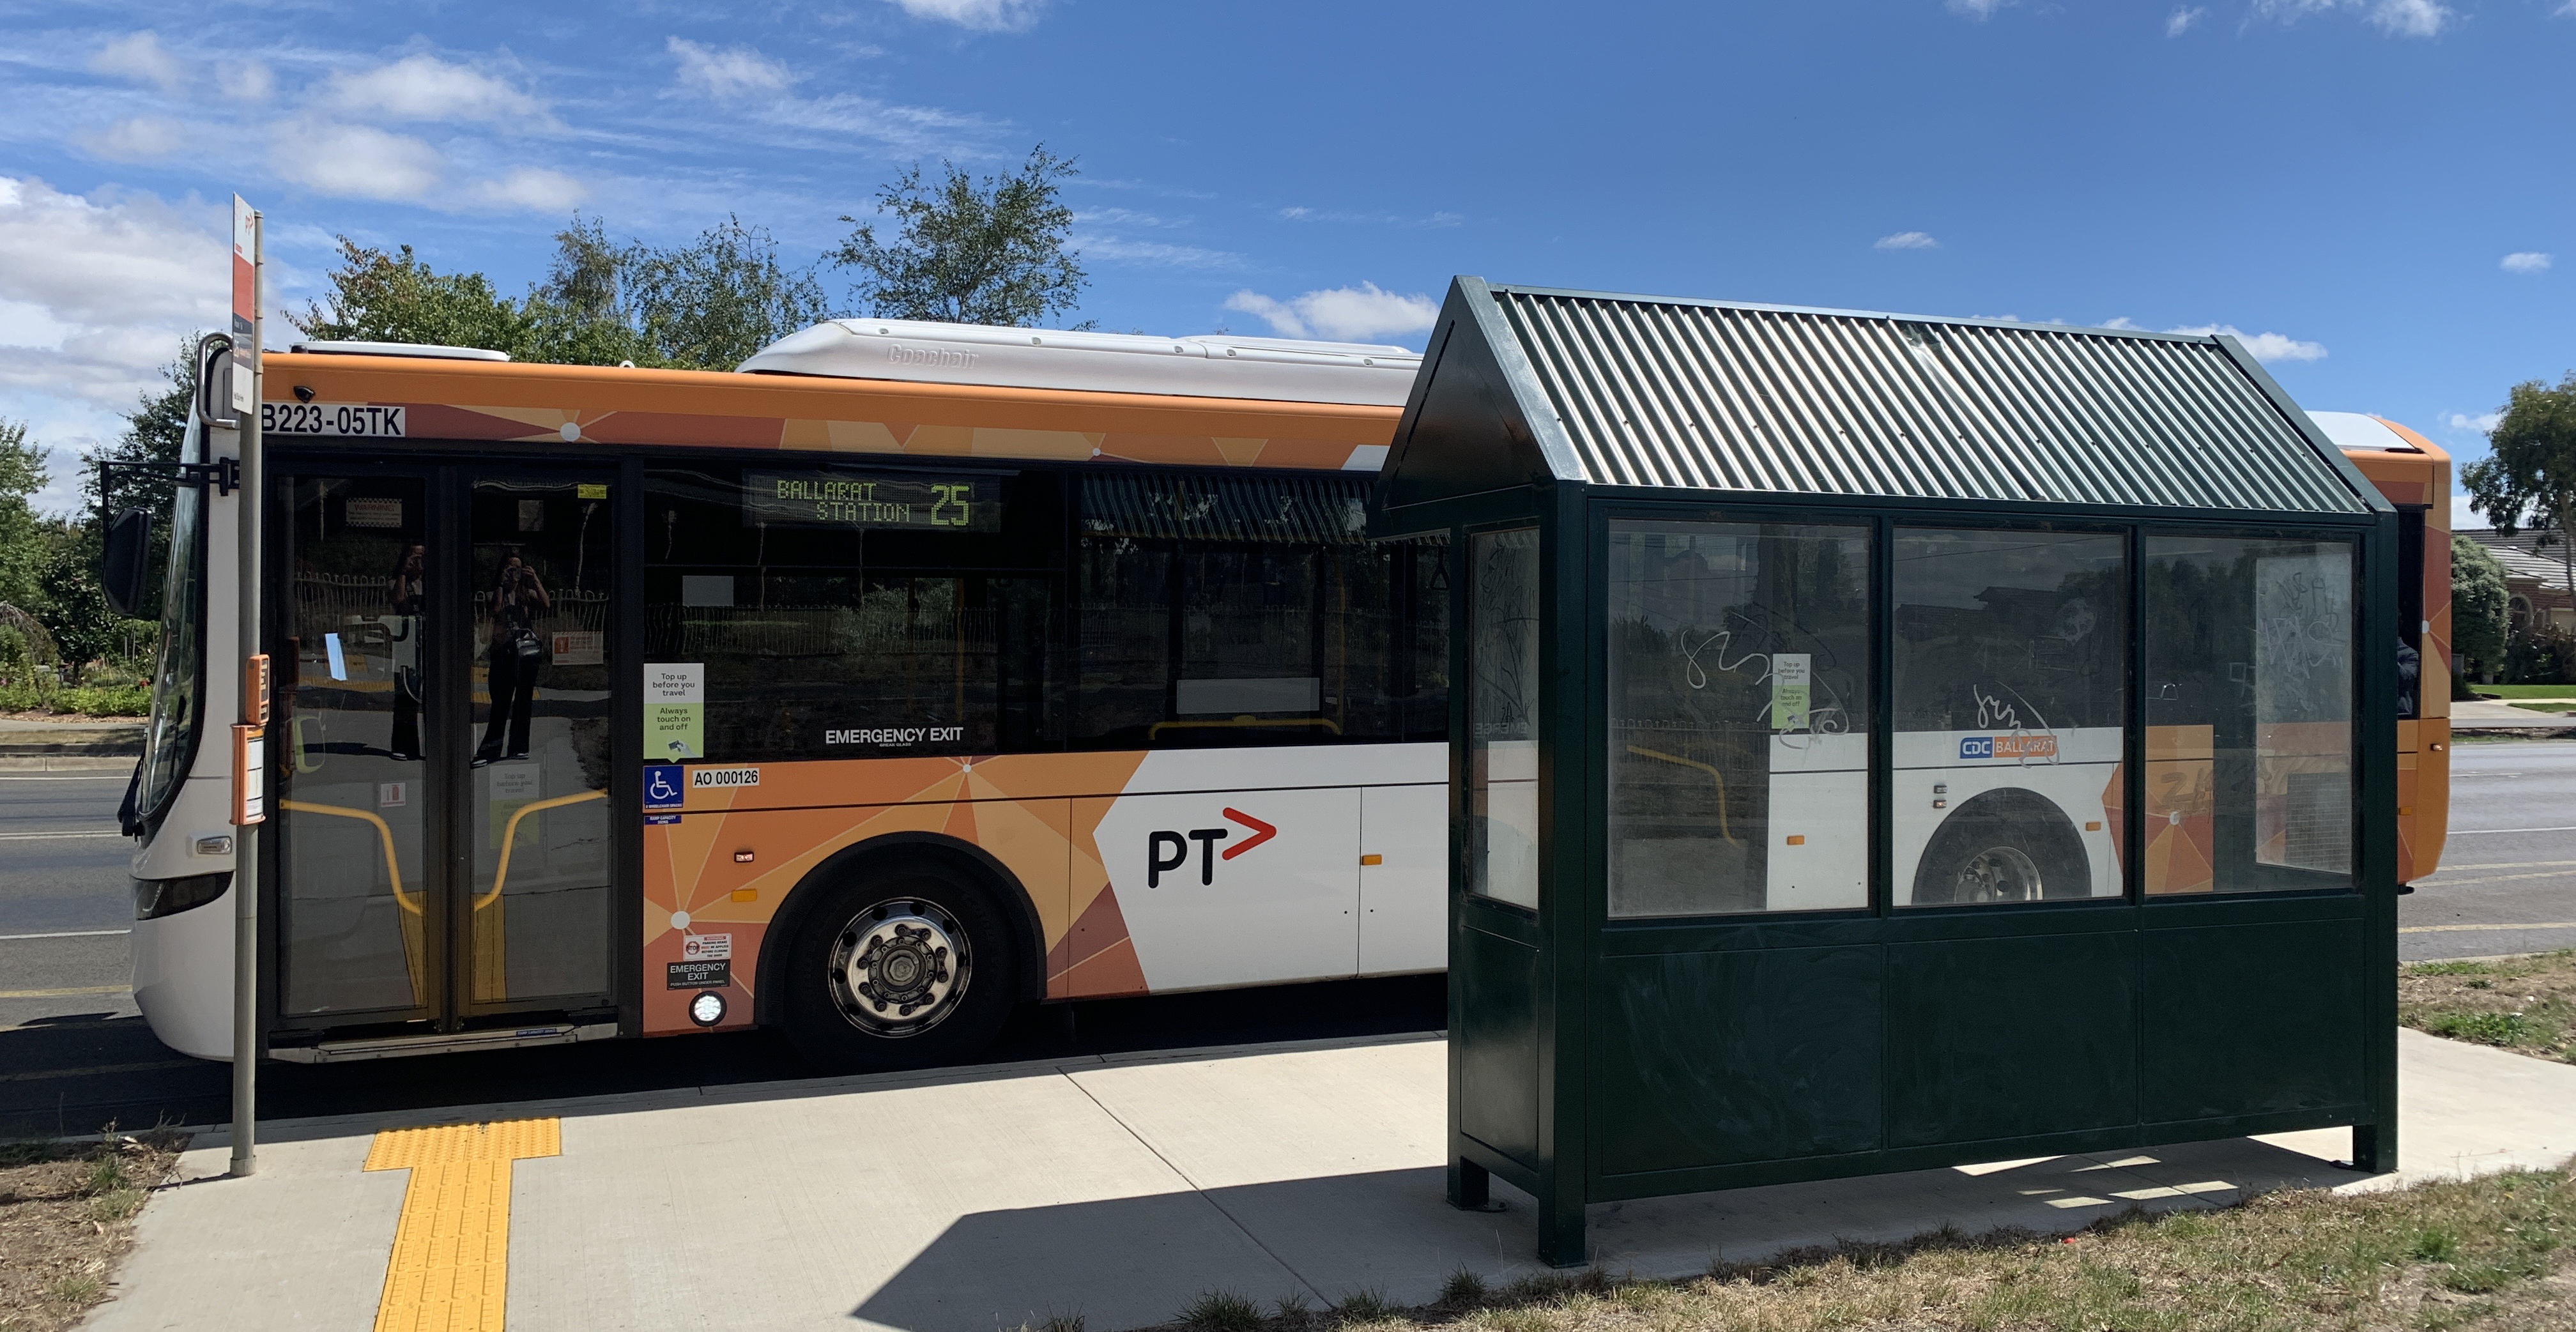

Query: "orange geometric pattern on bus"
(640, 751), (1149, 1035)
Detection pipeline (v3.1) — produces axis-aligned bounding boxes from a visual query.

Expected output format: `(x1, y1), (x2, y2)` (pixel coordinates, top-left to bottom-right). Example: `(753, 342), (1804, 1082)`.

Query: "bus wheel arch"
(755, 834), (1046, 1055)
(1910, 788), (2091, 905)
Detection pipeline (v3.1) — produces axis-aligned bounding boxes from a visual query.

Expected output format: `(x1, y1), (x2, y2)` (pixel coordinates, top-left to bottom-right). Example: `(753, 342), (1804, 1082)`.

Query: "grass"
(2401, 950), (2576, 1064)
(0, 1128), (183, 1332)
(1154, 1167), (2576, 1332)
(2472, 685), (2576, 699)
(2506, 701), (2576, 714)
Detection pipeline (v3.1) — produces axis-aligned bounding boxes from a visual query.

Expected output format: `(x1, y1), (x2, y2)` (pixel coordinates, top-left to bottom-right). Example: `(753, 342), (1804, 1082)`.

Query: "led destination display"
(742, 471), (1001, 531)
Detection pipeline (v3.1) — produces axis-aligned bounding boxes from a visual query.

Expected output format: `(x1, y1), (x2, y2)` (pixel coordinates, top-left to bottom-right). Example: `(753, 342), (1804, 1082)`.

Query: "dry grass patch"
(1149, 1166), (2575, 1332)
(2403, 951), (2576, 1064)
(0, 1130), (184, 1332)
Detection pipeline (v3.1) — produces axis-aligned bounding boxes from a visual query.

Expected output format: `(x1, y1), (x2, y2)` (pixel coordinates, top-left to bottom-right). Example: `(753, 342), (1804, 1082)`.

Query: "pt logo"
(1146, 808), (1276, 887)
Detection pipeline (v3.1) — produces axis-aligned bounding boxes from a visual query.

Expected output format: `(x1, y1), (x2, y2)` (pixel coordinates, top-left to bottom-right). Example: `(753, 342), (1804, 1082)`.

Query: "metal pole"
(229, 210), (263, 1179)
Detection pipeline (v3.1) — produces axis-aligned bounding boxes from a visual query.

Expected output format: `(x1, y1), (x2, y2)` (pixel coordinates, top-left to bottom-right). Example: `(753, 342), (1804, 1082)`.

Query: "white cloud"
(328, 54), (547, 126)
(2165, 323), (2327, 363)
(1875, 230), (1938, 250)
(1946, 0), (2009, 17)
(89, 31), (183, 95)
(74, 117), (188, 162)
(269, 123), (447, 202)
(468, 167), (587, 213)
(2502, 251), (2552, 275)
(2447, 411), (2502, 433)
(2166, 6), (2205, 34)
(2251, 0), (2452, 36)
(1077, 236), (1240, 270)
(1223, 283), (1439, 342)
(0, 176), (231, 511)
(880, 0), (1046, 31)
(2368, 0), (2451, 34)
(220, 61), (275, 103)
(2099, 316), (2140, 329)
(668, 38), (796, 100)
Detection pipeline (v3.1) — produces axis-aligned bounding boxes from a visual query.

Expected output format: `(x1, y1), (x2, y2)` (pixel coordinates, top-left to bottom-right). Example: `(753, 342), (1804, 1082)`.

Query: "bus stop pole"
(229, 208), (263, 1179)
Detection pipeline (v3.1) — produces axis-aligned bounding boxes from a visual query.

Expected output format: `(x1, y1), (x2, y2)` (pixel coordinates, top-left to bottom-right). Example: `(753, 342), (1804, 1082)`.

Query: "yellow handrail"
(474, 790), (609, 910)
(1625, 746), (1738, 845)
(277, 799), (419, 915)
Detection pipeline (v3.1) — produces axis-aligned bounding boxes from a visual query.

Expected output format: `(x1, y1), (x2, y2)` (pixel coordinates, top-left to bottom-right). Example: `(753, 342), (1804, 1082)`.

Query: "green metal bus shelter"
(1369, 279), (2400, 1266)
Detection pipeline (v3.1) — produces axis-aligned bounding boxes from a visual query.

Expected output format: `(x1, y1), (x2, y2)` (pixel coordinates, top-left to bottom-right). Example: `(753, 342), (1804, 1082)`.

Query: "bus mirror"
(194, 335), (237, 429)
(102, 507), (152, 617)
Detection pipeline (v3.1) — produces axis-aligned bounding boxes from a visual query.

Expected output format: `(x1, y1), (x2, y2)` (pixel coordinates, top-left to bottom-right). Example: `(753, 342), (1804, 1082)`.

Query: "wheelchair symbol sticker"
(644, 764), (685, 809)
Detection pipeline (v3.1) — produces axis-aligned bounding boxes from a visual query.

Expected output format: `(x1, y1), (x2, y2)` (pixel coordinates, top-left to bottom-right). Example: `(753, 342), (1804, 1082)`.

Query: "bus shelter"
(1369, 280), (2400, 1264)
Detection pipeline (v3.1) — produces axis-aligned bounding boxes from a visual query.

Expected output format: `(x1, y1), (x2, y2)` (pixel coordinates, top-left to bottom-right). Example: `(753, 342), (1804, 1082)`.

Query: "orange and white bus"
(112, 315), (2457, 1069)
(120, 321), (1448, 1067)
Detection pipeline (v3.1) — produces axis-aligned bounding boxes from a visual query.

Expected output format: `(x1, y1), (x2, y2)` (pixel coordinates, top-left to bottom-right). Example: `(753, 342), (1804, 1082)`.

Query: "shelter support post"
(1447, 1158), (1489, 1209)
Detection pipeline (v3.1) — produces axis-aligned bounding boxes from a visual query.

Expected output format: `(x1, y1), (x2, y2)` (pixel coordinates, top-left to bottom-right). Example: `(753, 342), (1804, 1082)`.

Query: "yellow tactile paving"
(364, 1119), (561, 1332)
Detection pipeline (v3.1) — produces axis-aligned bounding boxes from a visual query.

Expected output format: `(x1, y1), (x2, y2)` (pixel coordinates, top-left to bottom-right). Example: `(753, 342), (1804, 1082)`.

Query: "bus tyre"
(783, 861), (1016, 1072)
(1912, 788), (2090, 905)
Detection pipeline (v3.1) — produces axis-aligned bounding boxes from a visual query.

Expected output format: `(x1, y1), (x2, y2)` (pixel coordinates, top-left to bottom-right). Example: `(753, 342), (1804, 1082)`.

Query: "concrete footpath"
(90, 1029), (2576, 1332)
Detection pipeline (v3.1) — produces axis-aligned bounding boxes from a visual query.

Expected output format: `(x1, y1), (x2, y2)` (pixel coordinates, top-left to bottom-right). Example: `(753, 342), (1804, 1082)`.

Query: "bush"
(2504, 622), (2576, 685)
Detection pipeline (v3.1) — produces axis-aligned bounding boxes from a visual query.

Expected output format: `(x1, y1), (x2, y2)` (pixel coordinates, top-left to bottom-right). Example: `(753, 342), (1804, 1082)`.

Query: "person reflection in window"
(475, 549), (551, 766)
(388, 543), (425, 762)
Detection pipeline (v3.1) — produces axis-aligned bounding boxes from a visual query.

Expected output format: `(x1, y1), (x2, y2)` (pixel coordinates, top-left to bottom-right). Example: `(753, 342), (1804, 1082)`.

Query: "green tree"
(2462, 371), (2576, 620)
(832, 144), (1087, 327)
(2450, 533), (2508, 690)
(0, 418), (45, 611)
(83, 340), (195, 620)
(36, 517), (114, 683)
(626, 217), (834, 369)
(291, 239), (533, 353)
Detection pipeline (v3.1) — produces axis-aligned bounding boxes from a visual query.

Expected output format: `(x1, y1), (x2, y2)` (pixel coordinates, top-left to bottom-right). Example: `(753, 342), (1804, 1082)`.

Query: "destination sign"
(742, 471), (1001, 532)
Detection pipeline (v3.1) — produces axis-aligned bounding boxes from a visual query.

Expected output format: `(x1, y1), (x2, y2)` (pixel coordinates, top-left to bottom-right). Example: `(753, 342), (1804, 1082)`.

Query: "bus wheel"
(783, 861), (1016, 1071)
(1911, 789), (2090, 905)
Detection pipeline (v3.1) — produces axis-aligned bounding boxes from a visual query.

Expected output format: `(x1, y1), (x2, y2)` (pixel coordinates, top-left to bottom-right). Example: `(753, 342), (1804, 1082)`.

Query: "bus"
(120, 320), (1448, 1068)
(112, 319), (2457, 1069)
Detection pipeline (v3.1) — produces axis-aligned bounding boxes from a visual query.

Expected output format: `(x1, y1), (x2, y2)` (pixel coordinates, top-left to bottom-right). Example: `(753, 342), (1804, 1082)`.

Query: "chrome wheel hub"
(827, 898), (971, 1038)
(1953, 845), (2043, 903)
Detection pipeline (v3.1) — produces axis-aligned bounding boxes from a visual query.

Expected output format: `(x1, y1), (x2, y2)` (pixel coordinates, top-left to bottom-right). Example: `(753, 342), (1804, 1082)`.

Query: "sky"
(1, 0), (2568, 523)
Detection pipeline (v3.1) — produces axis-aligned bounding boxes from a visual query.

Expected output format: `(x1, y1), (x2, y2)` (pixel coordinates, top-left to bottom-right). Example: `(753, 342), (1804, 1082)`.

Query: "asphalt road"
(4, 742), (2569, 1140)
(2401, 737), (2576, 961)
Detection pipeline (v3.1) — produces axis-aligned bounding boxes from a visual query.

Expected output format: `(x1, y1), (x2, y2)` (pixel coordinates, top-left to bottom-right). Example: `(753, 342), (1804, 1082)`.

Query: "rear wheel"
(1912, 788), (2090, 905)
(783, 859), (1016, 1071)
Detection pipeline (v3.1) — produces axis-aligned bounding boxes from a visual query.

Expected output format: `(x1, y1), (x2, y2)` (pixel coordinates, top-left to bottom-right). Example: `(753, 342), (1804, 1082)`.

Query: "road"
(2401, 738), (2576, 961)
(4, 743), (2569, 1139)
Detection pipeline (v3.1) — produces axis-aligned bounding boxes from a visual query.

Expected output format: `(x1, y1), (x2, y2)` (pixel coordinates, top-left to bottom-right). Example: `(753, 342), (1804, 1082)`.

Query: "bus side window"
(1071, 471), (1432, 750)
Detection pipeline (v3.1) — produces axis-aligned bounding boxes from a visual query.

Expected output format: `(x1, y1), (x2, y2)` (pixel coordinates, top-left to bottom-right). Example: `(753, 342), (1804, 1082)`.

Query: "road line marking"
(2453, 826), (2576, 836)
(366, 1119), (560, 1332)
(0, 984), (128, 999)
(0, 830), (122, 839)
(0, 1059), (195, 1083)
(2399, 922), (2576, 935)
(2412, 871), (2576, 889)
(0, 928), (130, 941)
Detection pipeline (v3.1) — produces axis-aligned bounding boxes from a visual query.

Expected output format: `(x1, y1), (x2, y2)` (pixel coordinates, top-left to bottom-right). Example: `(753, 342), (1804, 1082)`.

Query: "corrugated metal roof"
(1485, 287), (2370, 513)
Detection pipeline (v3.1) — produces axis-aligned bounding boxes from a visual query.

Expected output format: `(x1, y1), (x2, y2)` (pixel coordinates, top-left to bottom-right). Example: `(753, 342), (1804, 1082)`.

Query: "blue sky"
(2, 0), (2568, 520)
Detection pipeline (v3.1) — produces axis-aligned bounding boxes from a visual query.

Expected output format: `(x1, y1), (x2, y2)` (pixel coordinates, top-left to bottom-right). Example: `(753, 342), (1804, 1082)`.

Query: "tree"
(2450, 533), (2508, 689)
(832, 145), (1086, 327)
(0, 418), (45, 611)
(292, 239), (533, 354)
(625, 217), (834, 369)
(84, 340), (194, 617)
(2463, 371), (2576, 624)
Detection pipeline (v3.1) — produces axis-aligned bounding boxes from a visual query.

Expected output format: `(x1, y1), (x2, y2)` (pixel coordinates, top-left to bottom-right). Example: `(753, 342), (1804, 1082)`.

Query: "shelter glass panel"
(1468, 528), (1541, 909)
(1894, 528), (2128, 907)
(1606, 520), (1872, 917)
(2144, 535), (2356, 894)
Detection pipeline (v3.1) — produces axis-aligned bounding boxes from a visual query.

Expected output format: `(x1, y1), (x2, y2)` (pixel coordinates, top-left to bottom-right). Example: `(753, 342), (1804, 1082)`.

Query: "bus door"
(273, 465), (618, 1036)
